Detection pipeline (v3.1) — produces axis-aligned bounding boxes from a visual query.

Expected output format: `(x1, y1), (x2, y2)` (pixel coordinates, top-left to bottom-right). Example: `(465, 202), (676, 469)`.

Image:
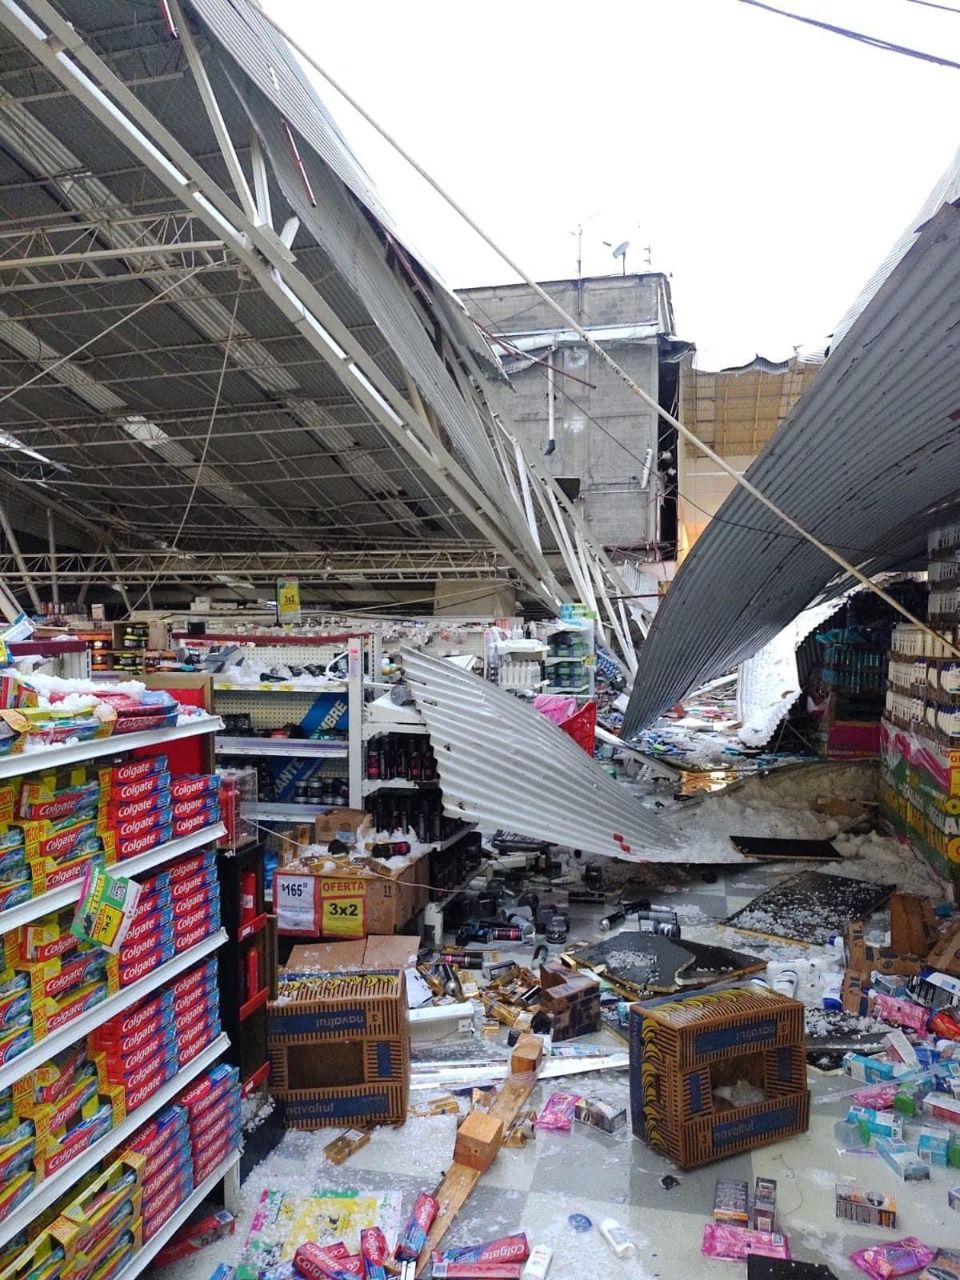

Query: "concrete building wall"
(459, 274), (675, 551)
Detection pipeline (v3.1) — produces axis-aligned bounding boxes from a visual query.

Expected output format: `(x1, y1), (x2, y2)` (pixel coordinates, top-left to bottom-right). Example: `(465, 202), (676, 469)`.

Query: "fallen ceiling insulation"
(622, 194), (960, 736)
(401, 647), (746, 862)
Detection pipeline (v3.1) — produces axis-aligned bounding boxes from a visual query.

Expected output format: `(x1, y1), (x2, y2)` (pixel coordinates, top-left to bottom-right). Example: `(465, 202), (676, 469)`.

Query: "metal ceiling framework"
(0, 0), (636, 662)
(622, 196), (960, 735)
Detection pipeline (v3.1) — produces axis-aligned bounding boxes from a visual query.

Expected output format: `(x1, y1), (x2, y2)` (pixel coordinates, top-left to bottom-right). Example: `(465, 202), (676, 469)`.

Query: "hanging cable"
(122, 284), (243, 618)
(250, 5), (960, 658)
(738, 0), (960, 68)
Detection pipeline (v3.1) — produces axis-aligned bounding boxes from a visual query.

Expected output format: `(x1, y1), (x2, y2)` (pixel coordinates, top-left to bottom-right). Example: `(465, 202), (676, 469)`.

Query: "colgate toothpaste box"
(293, 1243), (362, 1280)
(105, 1026), (177, 1080)
(170, 775), (219, 803)
(22, 948), (117, 1003)
(19, 775), (102, 823)
(143, 1174), (192, 1240)
(169, 867), (216, 901)
(172, 792), (220, 821)
(125, 1105), (187, 1162)
(95, 990), (169, 1043)
(431, 1236), (530, 1266)
(171, 966), (217, 1004)
(173, 899), (219, 937)
(100, 1010), (170, 1060)
(122, 907), (174, 949)
(143, 1131), (190, 1183)
(172, 806), (221, 839)
(115, 1044), (176, 1093)
(58, 1151), (145, 1242)
(34, 978), (108, 1038)
(179, 1028), (220, 1068)
(116, 824), (173, 861)
(20, 911), (81, 964)
(119, 925), (173, 966)
(192, 1117), (240, 1172)
(172, 984), (218, 1029)
(173, 920), (215, 954)
(26, 844), (112, 896)
(108, 772), (170, 809)
(109, 807), (173, 843)
(99, 755), (168, 789)
(177, 1063), (239, 1119)
(167, 848), (216, 882)
(119, 944), (174, 989)
(173, 883), (220, 922)
(103, 787), (171, 827)
(190, 1091), (237, 1145)
(123, 1067), (173, 1115)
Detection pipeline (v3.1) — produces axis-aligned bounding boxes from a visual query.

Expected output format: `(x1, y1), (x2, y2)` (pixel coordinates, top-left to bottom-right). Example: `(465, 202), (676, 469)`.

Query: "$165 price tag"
(275, 874), (319, 934)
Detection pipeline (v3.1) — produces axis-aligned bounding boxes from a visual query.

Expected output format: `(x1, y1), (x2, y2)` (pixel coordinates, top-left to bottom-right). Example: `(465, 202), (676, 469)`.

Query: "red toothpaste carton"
(173, 885), (218, 919)
(116, 824), (173, 860)
(178, 1063), (239, 1116)
(171, 975), (216, 1013)
(101, 756), (169, 787)
(119, 927), (172, 964)
(115, 1048), (175, 1092)
(194, 1140), (237, 1184)
(144, 1177), (191, 1239)
(127, 1107), (188, 1160)
(109, 773), (170, 806)
(172, 957), (216, 989)
(167, 850), (215, 881)
(143, 1134), (189, 1182)
(395, 1193), (440, 1262)
(95, 991), (167, 1040)
(125, 1066), (172, 1113)
(111, 808), (171, 842)
(190, 1094), (237, 1144)
(152, 1209), (235, 1267)
(172, 793), (219, 820)
(170, 868), (215, 900)
(176, 1008), (218, 1051)
(432, 1236), (530, 1266)
(172, 808), (220, 839)
(174, 921), (214, 953)
(294, 1244), (362, 1280)
(106, 788), (171, 825)
(430, 1267), (523, 1279)
(173, 903), (218, 936)
(361, 1228), (388, 1280)
(101, 1013), (170, 1058)
(170, 775), (218, 802)
(122, 908), (173, 948)
(119, 947), (172, 988)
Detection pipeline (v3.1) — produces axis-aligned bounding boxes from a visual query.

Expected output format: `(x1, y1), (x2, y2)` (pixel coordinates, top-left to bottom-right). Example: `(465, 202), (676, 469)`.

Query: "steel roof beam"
(0, 0), (561, 609)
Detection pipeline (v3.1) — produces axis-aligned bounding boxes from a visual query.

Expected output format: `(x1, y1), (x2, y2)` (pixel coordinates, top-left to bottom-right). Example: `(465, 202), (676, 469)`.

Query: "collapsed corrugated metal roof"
(401, 646), (747, 862)
(622, 195), (960, 736)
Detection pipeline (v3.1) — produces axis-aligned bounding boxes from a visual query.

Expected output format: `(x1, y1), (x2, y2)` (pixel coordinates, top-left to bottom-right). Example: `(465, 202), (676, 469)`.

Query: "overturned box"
(629, 984), (809, 1169)
(268, 968), (409, 1127)
(539, 961), (600, 1041)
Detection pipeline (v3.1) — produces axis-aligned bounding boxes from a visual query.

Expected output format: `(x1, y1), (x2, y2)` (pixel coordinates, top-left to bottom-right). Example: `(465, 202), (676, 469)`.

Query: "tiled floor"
(168, 865), (960, 1280)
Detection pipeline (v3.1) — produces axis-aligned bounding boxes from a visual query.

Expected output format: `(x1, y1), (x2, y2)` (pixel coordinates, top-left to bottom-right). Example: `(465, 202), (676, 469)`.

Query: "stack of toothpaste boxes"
(0, 753), (221, 920)
(0, 758), (222, 1071)
(0, 949), (224, 1228)
(0, 1063), (241, 1280)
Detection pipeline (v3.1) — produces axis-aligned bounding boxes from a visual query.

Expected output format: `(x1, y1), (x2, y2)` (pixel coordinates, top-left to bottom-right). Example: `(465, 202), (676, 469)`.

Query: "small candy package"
(701, 1223), (790, 1261)
(536, 1093), (580, 1133)
(851, 1238), (937, 1280)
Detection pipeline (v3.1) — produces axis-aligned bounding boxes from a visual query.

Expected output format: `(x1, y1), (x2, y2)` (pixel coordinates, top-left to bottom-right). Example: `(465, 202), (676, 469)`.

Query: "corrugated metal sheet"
(185, 0), (505, 385)
(622, 199), (960, 736)
(400, 646), (743, 863)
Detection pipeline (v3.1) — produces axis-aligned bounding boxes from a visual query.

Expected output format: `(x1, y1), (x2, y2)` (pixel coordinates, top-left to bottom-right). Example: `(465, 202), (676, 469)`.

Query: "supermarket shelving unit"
(0, 703), (239, 1252)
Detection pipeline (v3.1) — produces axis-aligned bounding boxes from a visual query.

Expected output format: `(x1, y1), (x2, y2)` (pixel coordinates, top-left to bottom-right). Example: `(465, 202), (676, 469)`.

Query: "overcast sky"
(267, 0), (960, 369)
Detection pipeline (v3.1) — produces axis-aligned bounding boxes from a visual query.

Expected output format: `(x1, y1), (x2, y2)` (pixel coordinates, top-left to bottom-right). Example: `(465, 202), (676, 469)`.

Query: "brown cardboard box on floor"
(454, 1111), (504, 1171)
(274, 857), (430, 937)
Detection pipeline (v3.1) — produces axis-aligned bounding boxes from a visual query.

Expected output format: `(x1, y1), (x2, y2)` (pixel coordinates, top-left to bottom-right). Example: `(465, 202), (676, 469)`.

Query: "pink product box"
(873, 994), (930, 1035)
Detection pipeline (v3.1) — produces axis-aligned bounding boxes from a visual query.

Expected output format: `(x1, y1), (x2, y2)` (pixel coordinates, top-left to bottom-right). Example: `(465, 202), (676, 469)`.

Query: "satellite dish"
(612, 241), (630, 259)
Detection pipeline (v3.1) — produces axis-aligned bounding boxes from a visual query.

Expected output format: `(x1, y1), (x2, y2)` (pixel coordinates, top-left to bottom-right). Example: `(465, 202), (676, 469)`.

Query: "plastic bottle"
(521, 1245), (552, 1279)
(765, 964), (798, 998)
(821, 969), (843, 1011)
(598, 1219), (636, 1258)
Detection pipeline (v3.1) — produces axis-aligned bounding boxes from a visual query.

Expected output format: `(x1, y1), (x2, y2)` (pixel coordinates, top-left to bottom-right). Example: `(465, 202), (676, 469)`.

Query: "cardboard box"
(275, 859), (429, 938)
(454, 1111), (504, 1172)
(539, 962), (600, 1042)
(268, 968), (409, 1127)
(630, 985), (808, 1170)
(510, 1034), (544, 1076)
(286, 936), (419, 971)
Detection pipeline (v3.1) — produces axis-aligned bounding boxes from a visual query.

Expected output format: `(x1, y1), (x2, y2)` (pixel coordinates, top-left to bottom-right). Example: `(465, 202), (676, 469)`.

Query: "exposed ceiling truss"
(0, 0), (639, 667)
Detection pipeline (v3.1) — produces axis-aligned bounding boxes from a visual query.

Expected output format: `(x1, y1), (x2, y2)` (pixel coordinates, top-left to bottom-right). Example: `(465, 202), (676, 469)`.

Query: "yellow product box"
(26, 835), (116, 897)
(17, 772), (101, 825)
(72, 1215), (141, 1280)
(16, 911), (82, 965)
(0, 785), (16, 826)
(33, 976), (111, 1042)
(0, 1215), (79, 1280)
(58, 1152), (144, 1248)
(12, 1044), (103, 1117)
(34, 1083), (125, 1182)
(16, 947), (119, 1007)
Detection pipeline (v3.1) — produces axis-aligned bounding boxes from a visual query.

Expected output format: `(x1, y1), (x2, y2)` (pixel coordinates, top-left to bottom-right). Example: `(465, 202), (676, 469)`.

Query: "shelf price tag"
(321, 889), (366, 939)
(275, 873), (320, 934)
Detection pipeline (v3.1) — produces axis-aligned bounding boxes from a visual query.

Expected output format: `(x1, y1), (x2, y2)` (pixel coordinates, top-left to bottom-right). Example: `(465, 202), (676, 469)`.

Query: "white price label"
(275, 874), (318, 934)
